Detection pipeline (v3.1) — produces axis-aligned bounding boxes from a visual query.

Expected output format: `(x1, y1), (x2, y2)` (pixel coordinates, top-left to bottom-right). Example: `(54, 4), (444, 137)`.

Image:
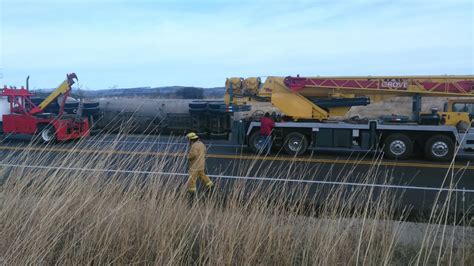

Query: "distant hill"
(33, 86), (226, 99)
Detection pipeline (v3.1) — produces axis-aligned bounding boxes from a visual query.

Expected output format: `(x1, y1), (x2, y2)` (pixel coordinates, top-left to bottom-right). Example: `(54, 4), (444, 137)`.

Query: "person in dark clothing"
(260, 112), (275, 155)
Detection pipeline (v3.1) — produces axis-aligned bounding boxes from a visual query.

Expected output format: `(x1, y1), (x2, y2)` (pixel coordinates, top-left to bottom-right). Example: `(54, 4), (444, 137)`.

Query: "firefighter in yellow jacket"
(186, 132), (214, 198)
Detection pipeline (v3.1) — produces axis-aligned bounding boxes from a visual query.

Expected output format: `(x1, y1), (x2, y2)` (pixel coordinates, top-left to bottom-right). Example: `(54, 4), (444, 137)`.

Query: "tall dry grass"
(0, 112), (473, 264)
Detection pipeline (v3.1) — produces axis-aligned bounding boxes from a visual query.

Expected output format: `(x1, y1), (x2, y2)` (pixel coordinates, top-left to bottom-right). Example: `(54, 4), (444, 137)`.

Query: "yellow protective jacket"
(188, 140), (206, 171)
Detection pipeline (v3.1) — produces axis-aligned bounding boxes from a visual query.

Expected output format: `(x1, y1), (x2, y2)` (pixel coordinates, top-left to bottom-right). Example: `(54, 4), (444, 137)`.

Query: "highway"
(1, 134), (473, 217)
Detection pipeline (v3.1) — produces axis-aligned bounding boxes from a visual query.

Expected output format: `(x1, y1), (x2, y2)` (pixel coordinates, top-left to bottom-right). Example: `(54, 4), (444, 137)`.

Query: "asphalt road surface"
(1, 134), (473, 216)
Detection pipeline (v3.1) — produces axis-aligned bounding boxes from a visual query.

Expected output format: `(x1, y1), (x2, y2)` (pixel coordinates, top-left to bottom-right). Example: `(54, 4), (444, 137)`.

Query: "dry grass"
(0, 114), (473, 264)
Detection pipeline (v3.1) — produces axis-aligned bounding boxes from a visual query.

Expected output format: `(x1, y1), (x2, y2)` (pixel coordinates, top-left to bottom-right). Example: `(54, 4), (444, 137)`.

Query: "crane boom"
(284, 75), (474, 97)
(29, 73), (78, 115)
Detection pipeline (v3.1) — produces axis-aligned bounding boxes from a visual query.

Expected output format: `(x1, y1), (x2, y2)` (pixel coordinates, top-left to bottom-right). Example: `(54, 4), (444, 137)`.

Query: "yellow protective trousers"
(187, 170), (213, 192)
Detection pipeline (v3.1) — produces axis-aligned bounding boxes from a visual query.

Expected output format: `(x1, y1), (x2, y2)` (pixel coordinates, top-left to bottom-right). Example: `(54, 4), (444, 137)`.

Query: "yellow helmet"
(186, 132), (199, 140)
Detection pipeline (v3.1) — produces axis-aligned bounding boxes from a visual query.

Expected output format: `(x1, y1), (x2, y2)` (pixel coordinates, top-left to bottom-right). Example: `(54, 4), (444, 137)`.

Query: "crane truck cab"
(445, 99), (474, 122)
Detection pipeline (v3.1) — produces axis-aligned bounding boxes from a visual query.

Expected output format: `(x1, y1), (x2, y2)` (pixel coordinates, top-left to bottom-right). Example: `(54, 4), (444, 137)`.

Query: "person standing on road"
(186, 132), (214, 201)
(260, 113), (275, 155)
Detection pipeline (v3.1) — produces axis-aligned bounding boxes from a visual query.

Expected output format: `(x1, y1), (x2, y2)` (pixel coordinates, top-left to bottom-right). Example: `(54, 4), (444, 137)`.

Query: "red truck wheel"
(39, 125), (56, 143)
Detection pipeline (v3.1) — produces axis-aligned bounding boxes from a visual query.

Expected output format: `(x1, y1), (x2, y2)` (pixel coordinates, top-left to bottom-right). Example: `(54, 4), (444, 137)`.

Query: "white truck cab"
(0, 96), (9, 122)
(0, 96), (9, 133)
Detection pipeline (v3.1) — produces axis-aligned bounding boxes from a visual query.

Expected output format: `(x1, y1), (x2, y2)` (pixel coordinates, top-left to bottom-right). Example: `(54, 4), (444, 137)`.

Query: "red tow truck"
(0, 73), (90, 143)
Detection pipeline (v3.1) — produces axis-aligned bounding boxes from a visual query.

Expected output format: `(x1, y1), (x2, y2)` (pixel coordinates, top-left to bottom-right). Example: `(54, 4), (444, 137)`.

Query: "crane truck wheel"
(424, 135), (454, 162)
(39, 125), (56, 143)
(283, 132), (308, 156)
(249, 131), (266, 153)
(383, 134), (413, 160)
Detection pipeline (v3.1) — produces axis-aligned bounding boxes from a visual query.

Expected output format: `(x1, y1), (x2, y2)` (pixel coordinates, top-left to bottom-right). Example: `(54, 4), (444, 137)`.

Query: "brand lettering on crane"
(381, 79), (409, 90)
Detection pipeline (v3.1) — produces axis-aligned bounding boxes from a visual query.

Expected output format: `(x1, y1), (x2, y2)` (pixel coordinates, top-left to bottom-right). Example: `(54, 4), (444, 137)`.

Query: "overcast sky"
(1, 0), (473, 89)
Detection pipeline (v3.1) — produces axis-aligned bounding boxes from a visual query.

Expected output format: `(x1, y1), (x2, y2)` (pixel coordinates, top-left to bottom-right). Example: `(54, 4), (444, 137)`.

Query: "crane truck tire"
(424, 135), (454, 162)
(283, 132), (308, 156)
(38, 125), (56, 143)
(249, 131), (266, 153)
(383, 134), (413, 160)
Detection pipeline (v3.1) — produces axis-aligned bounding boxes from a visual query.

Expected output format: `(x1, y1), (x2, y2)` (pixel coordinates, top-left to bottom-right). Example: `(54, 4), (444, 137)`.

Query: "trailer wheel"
(424, 135), (454, 162)
(248, 131), (266, 153)
(383, 134), (413, 160)
(189, 102), (207, 109)
(39, 125), (56, 143)
(284, 132), (308, 156)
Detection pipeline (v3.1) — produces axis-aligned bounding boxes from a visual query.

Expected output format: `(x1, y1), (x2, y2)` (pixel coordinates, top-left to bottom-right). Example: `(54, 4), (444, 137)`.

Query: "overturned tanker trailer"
(95, 98), (240, 138)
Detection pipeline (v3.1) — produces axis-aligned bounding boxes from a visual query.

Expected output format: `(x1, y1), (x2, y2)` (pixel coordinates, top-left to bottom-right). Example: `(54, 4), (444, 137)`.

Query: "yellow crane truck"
(225, 75), (474, 161)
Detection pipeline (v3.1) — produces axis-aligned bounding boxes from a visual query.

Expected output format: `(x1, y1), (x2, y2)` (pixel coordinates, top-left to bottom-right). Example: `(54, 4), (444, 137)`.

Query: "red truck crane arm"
(29, 73), (78, 115)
